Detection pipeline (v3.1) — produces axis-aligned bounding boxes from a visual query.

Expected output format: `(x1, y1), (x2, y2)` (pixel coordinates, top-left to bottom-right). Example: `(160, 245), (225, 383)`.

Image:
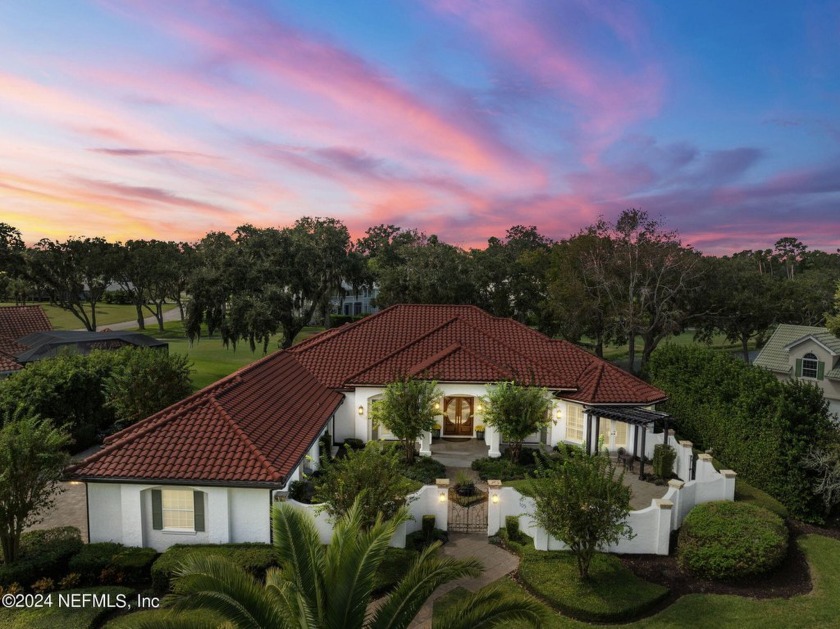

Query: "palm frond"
(164, 554), (290, 629)
(272, 502), (328, 623)
(119, 609), (225, 629)
(323, 503), (410, 629)
(431, 583), (547, 629)
(367, 543), (483, 629)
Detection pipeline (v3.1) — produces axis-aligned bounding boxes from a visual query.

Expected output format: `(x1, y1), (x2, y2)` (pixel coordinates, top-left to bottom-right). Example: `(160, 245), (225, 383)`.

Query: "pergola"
(583, 405), (673, 477)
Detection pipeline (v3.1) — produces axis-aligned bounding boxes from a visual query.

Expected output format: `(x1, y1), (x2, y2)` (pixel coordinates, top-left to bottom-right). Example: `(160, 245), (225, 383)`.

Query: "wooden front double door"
(443, 396), (474, 436)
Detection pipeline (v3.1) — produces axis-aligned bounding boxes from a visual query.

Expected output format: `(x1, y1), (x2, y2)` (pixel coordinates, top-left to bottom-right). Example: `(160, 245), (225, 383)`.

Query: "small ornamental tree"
(482, 381), (551, 462)
(529, 453), (633, 579)
(313, 442), (415, 528)
(103, 347), (193, 429)
(370, 377), (441, 464)
(0, 410), (71, 563)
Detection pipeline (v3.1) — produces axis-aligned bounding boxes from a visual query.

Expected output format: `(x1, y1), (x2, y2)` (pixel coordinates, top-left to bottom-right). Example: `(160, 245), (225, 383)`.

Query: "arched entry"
(443, 396), (474, 437)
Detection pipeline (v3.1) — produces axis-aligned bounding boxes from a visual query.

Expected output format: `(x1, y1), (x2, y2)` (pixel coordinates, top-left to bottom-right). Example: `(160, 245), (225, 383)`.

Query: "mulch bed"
(619, 522), (813, 612)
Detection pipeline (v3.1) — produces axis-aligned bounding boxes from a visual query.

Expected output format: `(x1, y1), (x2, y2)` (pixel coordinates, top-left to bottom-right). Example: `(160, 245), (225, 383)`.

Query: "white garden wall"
(486, 455), (736, 556)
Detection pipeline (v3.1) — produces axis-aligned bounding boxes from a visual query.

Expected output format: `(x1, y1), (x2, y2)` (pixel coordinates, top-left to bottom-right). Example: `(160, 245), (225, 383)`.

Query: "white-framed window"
(802, 353), (819, 379)
(162, 489), (195, 531)
(566, 404), (584, 442)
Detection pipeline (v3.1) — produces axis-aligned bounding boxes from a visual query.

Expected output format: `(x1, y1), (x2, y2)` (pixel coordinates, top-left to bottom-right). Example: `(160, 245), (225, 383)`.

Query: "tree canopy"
(370, 377), (441, 464)
(482, 382), (552, 462)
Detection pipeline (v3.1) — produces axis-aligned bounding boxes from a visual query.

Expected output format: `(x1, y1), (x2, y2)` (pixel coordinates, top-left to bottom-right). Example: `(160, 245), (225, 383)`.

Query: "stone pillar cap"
(654, 499), (674, 510)
(678, 440), (693, 447)
(697, 453), (713, 462)
(487, 479), (502, 489)
(668, 479), (685, 489)
(435, 478), (450, 487)
(721, 470), (737, 478)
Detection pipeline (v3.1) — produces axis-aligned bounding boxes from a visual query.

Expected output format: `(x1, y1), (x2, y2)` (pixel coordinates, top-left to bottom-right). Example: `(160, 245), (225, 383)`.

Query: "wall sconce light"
(491, 493), (499, 504)
(68, 480), (82, 486)
(439, 491), (447, 502)
(555, 408), (562, 419)
(358, 405), (364, 415)
(476, 403), (483, 413)
(434, 401), (441, 411)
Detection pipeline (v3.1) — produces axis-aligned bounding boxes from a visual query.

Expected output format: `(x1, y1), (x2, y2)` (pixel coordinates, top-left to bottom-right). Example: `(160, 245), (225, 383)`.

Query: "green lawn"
(438, 535), (840, 628)
(0, 586), (134, 629)
(129, 320), (325, 391)
(590, 329), (760, 363)
(0, 302), (177, 331)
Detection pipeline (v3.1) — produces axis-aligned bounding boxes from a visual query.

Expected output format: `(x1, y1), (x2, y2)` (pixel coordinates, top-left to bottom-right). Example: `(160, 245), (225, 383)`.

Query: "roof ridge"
(343, 316), (461, 383)
(210, 398), (284, 482)
(407, 342), (462, 376)
(457, 343), (518, 379)
(290, 305), (401, 354)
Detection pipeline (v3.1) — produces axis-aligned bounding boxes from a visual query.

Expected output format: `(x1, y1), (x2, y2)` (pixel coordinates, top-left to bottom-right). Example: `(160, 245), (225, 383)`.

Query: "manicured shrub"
(343, 438), (364, 450)
(69, 542), (125, 582)
(0, 527), (83, 588)
(405, 528), (448, 551)
(677, 502), (788, 581)
(58, 573), (81, 589)
(111, 547), (157, 583)
(31, 577), (55, 593)
(652, 444), (676, 479)
(151, 543), (277, 594)
(471, 456), (529, 481)
(288, 479), (315, 503)
(401, 457), (446, 485)
(505, 515), (521, 542)
(422, 515), (436, 540)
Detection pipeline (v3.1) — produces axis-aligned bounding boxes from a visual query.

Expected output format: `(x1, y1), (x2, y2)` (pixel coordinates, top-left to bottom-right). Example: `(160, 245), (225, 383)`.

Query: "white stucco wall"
(230, 488), (272, 544)
(88, 483), (123, 543)
(88, 483), (272, 551)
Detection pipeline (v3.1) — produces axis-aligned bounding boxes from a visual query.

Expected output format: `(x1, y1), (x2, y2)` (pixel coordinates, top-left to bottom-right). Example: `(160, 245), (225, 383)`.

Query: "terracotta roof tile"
(0, 305), (52, 339)
(70, 304), (664, 486)
(68, 352), (343, 486)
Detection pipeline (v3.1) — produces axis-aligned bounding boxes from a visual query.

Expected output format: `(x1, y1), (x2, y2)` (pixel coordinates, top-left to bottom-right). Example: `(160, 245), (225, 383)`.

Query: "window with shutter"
(802, 353), (818, 379)
(160, 488), (196, 531)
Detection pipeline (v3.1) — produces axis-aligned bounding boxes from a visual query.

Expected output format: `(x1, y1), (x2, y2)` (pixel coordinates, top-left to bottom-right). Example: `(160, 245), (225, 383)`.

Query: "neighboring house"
(754, 324), (840, 416)
(0, 305), (53, 375)
(331, 281), (379, 316)
(0, 305), (168, 376)
(67, 304), (666, 550)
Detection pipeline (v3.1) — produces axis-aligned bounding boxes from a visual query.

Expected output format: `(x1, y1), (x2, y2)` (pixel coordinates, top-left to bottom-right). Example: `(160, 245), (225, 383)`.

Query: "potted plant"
(432, 423), (442, 439)
(455, 470), (476, 497)
(475, 425), (485, 440)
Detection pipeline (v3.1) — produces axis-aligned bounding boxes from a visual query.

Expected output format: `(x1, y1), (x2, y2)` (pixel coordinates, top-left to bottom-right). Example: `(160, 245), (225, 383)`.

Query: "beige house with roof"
(754, 324), (840, 416)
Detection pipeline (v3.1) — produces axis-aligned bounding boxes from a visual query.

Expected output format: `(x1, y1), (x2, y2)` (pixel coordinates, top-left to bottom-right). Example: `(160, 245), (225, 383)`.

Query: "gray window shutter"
(194, 491), (205, 532)
(795, 358), (803, 377)
(818, 361), (825, 381)
(151, 489), (163, 530)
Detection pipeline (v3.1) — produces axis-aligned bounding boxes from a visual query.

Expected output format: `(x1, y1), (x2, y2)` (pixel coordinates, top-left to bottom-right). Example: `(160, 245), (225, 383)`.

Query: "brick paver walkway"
(409, 533), (519, 628)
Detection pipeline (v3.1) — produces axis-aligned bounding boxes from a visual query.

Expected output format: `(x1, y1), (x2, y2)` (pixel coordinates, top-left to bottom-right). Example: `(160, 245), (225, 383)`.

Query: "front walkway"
(429, 437), (489, 468)
(409, 533), (520, 628)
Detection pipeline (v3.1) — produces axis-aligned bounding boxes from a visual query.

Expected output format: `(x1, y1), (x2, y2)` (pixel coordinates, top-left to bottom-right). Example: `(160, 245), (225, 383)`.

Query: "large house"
(68, 304), (666, 550)
(754, 323), (840, 415)
(0, 305), (53, 375)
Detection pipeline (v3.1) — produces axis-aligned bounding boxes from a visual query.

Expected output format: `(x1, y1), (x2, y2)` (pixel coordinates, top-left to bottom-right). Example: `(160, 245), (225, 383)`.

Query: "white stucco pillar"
(721, 469), (737, 501)
(487, 480), (502, 536)
(654, 499), (673, 555)
(677, 440), (693, 481)
(667, 479), (685, 529)
(419, 430), (432, 457)
(435, 479), (449, 531)
(487, 425), (501, 458)
(308, 438), (320, 471)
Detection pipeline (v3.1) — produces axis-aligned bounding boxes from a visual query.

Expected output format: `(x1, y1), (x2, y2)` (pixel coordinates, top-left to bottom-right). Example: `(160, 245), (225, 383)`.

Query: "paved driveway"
(26, 481), (89, 542)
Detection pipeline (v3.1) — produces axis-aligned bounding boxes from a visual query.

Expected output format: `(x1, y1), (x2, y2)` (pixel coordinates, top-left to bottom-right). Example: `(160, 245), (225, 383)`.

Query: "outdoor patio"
(428, 438), (669, 511)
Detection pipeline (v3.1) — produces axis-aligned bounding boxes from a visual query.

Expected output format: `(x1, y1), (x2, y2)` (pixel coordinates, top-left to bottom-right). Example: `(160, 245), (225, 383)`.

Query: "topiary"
(677, 501), (788, 581)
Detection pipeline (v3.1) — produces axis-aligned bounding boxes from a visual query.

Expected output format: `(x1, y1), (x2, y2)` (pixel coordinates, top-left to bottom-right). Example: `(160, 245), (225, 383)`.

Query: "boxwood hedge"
(677, 501), (788, 581)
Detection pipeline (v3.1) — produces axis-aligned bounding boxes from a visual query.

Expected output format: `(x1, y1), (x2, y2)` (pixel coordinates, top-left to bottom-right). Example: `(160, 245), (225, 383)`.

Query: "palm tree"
(128, 498), (544, 628)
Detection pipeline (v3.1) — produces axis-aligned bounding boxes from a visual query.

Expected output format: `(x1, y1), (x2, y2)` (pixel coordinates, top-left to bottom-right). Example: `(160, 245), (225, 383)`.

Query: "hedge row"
(648, 345), (834, 520)
(151, 543), (277, 594)
(0, 527), (83, 588)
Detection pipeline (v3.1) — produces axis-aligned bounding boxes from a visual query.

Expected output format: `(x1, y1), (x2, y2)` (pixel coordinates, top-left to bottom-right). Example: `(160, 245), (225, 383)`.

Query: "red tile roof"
(292, 304), (664, 404)
(67, 351), (343, 486)
(0, 305), (52, 372)
(70, 304), (664, 486)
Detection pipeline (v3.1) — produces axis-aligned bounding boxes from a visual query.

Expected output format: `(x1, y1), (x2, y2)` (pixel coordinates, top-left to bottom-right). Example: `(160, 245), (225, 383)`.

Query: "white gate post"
(487, 480), (502, 536)
(435, 479), (449, 531)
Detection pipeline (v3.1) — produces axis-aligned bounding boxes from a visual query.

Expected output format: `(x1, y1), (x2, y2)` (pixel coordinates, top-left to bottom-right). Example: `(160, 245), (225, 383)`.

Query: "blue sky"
(0, 0), (838, 253)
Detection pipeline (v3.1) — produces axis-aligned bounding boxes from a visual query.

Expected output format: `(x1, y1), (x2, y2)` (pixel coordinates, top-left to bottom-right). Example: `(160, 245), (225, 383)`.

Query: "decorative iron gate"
(447, 490), (488, 534)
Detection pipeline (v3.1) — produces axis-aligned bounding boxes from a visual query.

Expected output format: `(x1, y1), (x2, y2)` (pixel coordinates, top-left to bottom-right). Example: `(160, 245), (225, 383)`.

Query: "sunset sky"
(1, 1), (838, 254)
